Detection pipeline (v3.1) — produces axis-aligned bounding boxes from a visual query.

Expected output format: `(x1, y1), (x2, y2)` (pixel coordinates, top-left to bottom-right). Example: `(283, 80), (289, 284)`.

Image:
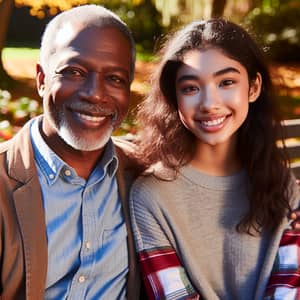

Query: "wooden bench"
(282, 118), (300, 178)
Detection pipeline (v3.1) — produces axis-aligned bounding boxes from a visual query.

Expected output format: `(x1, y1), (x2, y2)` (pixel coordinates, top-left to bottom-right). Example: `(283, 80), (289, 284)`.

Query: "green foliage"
(92, 0), (163, 52)
(245, 1), (300, 62)
(136, 51), (155, 62)
(0, 89), (42, 141)
(113, 117), (137, 138)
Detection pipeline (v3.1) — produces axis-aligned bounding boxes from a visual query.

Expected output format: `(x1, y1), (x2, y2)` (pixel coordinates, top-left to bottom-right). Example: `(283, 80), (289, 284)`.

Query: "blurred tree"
(15, 0), (88, 18)
(149, 0), (229, 27)
(0, 0), (14, 88)
(211, 0), (226, 17)
(151, 0), (210, 26)
(93, 0), (162, 53)
(245, 0), (300, 62)
(0, 0), (88, 87)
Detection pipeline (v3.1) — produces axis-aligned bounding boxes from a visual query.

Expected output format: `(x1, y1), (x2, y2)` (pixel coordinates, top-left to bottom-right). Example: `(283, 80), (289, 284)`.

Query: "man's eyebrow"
(213, 67), (241, 77)
(61, 57), (130, 75)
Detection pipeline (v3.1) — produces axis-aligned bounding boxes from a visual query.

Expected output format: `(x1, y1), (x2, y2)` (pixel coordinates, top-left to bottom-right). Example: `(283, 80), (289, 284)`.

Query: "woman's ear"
(36, 63), (45, 98)
(249, 72), (262, 103)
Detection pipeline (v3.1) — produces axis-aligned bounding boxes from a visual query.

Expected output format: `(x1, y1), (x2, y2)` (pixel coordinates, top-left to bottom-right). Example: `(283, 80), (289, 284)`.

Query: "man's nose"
(79, 72), (106, 103)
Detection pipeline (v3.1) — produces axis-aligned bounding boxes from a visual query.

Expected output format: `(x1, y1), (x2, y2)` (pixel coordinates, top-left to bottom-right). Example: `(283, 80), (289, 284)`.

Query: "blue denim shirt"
(30, 118), (128, 299)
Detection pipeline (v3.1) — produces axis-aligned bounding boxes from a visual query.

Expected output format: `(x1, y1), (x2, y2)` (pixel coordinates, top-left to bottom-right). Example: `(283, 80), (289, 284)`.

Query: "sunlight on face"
(40, 25), (132, 153)
(176, 48), (258, 148)
(58, 118), (114, 151)
(54, 22), (77, 48)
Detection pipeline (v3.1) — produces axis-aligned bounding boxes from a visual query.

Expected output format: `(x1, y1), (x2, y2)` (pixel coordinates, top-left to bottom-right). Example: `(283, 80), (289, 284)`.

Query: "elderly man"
(0, 5), (141, 299)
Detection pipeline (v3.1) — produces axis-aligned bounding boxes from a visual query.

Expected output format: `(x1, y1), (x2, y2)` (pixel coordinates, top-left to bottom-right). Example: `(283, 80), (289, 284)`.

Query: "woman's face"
(175, 48), (261, 148)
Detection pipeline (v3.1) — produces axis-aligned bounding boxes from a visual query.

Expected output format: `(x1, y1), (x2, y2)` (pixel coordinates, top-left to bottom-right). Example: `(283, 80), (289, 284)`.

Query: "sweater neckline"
(180, 164), (247, 191)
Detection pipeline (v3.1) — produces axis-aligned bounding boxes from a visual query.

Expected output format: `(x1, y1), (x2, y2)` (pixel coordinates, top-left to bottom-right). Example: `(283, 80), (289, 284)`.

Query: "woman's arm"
(264, 229), (300, 299)
(130, 178), (201, 300)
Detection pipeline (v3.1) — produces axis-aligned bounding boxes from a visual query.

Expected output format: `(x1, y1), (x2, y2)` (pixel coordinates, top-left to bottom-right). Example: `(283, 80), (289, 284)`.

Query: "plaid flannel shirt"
(138, 246), (201, 300)
(264, 229), (300, 299)
(139, 231), (300, 300)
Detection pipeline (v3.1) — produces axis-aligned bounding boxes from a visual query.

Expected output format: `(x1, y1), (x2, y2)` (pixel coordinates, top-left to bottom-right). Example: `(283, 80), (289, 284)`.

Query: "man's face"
(37, 24), (132, 152)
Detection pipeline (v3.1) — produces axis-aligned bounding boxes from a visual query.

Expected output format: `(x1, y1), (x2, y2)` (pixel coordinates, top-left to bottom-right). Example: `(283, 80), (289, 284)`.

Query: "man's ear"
(249, 72), (262, 103)
(36, 63), (45, 98)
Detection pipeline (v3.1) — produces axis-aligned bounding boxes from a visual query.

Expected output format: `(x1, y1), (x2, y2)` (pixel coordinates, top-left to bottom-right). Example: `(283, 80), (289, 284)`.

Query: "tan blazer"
(0, 117), (141, 300)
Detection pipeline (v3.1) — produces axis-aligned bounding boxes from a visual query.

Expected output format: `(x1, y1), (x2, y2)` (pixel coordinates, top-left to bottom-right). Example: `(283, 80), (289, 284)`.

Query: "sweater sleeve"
(130, 176), (201, 300)
(129, 176), (171, 251)
(264, 229), (300, 299)
(263, 178), (300, 299)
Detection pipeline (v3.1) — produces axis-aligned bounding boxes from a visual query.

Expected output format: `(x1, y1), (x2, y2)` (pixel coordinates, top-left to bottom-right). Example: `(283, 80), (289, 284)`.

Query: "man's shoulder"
(0, 120), (35, 184)
(112, 136), (145, 175)
(0, 139), (12, 153)
(0, 133), (21, 160)
(0, 120), (32, 154)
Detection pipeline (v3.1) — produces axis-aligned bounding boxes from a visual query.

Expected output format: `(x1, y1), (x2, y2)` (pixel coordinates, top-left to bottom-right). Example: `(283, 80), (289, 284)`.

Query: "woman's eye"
(180, 85), (199, 94)
(220, 79), (235, 87)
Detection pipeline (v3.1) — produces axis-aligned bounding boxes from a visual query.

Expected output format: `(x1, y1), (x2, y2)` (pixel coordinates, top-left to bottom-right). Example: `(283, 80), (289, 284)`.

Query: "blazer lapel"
(13, 180), (47, 299)
(115, 146), (140, 300)
(8, 118), (48, 299)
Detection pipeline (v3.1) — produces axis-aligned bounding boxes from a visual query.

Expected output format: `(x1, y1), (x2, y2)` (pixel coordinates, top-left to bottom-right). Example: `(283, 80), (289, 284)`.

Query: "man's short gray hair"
(40, 4), (136, 81)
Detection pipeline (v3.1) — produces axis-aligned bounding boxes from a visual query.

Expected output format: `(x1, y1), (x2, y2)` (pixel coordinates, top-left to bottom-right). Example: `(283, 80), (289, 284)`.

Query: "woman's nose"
(200, 85), (220, 111)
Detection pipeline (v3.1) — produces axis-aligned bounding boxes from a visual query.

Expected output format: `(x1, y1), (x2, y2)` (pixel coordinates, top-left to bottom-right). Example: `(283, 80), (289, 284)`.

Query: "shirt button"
(49, 174), (54, 179)
(85, 242), (91, 250)
(64, 169), (71, 176)
(78, 275), (85, 283)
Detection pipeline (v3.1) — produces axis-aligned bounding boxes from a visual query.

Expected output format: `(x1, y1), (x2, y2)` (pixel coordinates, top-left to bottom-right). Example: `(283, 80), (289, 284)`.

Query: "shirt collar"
(30, 117), (118, 185)
(100, 138), (119, 178)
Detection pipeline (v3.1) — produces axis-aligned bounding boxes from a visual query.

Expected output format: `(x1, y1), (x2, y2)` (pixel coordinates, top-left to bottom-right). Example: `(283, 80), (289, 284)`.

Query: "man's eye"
(56, 68), (85, 77)
(107, 75), (126, 85)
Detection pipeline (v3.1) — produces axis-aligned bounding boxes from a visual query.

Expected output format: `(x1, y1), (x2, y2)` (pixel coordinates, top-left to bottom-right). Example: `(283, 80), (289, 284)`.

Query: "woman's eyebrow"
(177, 67), (241, 83)
(213, 67), (241, 77)
(176, 74), (198, 83)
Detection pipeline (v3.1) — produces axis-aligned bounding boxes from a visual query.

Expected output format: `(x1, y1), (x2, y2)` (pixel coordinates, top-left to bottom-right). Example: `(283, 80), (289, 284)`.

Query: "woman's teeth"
(201, 117), (226, 126)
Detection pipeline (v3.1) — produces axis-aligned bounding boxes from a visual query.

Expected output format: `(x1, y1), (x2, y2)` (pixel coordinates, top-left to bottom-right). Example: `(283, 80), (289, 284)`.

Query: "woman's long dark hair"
(135, 19), (291, 234)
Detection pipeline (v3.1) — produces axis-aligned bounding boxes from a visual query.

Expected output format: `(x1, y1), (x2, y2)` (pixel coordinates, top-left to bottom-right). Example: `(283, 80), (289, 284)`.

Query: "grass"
(3, 47), (155, 62)
(136, 51), (155, 62)
(2, 47), (40, 60)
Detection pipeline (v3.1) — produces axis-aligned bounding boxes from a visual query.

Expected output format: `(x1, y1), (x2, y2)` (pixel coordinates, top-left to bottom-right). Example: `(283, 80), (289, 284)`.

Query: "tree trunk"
(211, 0), (227, 18)
(249, 0), (263, 10)
(0, 0), (15, 89)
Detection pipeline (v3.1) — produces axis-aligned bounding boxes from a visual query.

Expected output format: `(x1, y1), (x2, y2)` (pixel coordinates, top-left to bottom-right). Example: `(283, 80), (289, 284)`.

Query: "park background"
(0, 0), (299, 140)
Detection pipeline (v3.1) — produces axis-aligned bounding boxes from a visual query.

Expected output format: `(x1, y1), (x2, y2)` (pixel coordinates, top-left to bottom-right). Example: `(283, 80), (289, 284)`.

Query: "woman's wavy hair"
(135, 19), (292, 234)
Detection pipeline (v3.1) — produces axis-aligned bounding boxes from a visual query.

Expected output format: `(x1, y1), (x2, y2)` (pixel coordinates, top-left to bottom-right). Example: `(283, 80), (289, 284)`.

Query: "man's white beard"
(58, 120), (114, 151)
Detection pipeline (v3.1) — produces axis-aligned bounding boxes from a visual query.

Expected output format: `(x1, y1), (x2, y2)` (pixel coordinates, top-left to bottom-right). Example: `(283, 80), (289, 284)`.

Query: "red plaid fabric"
(264, 230), (300, 299)
(138, 246), (201, 300)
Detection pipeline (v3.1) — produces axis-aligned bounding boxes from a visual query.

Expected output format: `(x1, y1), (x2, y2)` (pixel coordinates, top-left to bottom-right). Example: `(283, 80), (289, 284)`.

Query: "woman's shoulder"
(288, 173), (300, 209)
(130, 163), (180, 206)
(133, 162), (178, 187)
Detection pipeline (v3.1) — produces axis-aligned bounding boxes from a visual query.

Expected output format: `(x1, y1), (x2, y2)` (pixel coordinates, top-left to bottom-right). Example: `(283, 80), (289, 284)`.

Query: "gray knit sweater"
(130, 165), (299, 300)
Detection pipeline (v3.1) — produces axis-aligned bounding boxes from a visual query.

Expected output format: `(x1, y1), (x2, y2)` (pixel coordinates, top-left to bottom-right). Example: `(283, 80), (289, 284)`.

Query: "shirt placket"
(68, 182), (97, 299)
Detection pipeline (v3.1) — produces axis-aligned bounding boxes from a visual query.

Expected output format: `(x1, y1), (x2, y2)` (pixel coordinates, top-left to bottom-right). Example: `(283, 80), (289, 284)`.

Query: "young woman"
(130, 19), (300, 299)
